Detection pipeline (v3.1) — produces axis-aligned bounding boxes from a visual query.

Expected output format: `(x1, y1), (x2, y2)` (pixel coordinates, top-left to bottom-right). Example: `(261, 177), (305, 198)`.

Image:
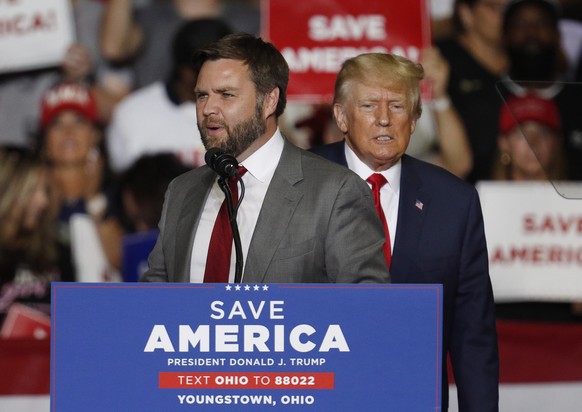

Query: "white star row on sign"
(224, 284), (269, 291)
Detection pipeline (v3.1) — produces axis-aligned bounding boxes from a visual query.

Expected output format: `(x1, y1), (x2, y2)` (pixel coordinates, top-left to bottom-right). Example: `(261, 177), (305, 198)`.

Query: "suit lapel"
(174, 169), (214, 282)
(392, 156), (431, 282)
(244, 141), (304, 282)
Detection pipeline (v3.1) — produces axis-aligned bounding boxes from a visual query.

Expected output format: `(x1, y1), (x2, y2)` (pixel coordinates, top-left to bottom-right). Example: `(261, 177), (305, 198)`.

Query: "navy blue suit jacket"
(311, 141), (499, 411)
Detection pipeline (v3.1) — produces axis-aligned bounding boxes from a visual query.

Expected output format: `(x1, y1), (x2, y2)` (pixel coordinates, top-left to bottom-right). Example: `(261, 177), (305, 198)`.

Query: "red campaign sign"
(263, 0), (432, 102)
(159, 372), (335, 389)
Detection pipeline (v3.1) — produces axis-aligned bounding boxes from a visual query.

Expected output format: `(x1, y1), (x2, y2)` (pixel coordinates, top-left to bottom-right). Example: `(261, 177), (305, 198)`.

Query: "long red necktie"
(203, 167), (247, 283)
(366, 173), (392, 269)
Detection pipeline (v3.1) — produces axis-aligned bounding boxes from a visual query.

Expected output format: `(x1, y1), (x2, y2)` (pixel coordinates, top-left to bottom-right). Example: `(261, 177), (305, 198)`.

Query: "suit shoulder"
(168, 166), (206, 190)
(301, 148), (358, 179)
(285, 145), (367, 193)
(309, 141), (345, 163)
(404, 156), (477, 195)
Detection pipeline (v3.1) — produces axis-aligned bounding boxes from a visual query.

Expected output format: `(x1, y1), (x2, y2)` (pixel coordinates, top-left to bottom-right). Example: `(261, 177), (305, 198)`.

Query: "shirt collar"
(239, 128), (284, 182)
(344, 142), (401, 193)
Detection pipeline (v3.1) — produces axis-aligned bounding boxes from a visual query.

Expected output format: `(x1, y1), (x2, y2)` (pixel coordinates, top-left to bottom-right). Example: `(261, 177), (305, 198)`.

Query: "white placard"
(0, 0), (75, 73)
(69, 213), (111, 283)
(477, 181), (582, 302)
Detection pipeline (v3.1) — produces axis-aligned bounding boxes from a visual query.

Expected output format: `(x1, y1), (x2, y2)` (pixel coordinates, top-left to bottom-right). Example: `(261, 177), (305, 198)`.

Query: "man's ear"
(409, 117), (417, 136)
(263, 87), (279, 118)
(333, 103), (348, 134)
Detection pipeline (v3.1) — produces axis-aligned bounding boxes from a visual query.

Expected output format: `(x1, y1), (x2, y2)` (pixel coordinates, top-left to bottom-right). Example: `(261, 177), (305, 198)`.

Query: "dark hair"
(119, 153), (190, 231)
(502, 0), (560, 34)
(172, 18), (233, 68)
(192, 33), (289, 117)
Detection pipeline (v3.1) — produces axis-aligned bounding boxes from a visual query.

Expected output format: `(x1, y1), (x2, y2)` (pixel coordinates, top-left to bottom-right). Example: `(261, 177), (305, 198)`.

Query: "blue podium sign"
(51, 283), (442, 411)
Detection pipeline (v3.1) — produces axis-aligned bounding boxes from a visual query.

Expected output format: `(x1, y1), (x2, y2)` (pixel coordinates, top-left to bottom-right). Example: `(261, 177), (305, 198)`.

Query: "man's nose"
(378, 106), (391, 126)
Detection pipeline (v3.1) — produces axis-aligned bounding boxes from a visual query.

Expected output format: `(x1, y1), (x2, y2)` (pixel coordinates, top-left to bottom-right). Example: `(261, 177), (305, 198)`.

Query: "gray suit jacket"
(142, 140), (390, 283)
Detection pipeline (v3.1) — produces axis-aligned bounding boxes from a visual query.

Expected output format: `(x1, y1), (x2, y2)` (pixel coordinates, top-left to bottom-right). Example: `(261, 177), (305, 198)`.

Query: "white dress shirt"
(344, 144), (400, 253)
(190, 130), (284, 282)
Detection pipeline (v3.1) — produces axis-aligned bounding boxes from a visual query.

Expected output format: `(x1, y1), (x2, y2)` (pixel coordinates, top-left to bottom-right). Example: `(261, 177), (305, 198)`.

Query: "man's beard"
(199, 103), (266, 157)
(507, 44), (558, 82)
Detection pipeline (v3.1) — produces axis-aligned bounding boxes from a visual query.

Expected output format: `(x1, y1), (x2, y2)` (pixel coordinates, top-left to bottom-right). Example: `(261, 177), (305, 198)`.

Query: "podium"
(51, 283), (442, 411)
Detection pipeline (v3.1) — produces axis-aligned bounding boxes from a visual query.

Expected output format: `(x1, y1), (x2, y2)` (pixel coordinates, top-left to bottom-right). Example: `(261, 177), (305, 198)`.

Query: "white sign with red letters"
(263, 0), (431, 102)
(0, 0), (75, 73)
(477, 181), (582, 301)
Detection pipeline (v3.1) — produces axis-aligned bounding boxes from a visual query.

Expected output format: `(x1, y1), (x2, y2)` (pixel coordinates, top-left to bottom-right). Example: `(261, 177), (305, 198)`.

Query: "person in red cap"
(38, 82), (123, 282)
(498, 0), (582, 181)
(492, 93), (567, 180)
(40, 83), (100, 129)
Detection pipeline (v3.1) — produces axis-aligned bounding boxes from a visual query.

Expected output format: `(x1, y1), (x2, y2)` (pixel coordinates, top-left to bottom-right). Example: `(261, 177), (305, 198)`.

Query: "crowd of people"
(2, 0), (582, 410)
(1, 0), (259, 323)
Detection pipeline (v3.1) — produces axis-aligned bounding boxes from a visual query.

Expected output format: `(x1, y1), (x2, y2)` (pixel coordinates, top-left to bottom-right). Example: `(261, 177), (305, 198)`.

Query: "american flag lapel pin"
(415, 199), (424, 211)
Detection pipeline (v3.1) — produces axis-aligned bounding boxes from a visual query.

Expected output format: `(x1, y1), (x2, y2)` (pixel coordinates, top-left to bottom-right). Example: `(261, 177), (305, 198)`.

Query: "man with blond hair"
(312, 53), (499, 411)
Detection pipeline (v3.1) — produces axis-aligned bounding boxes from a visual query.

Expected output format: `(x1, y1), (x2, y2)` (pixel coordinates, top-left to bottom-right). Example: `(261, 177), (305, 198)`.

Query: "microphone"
(204, 147), (245, 283)
(205, 148), (238, 178)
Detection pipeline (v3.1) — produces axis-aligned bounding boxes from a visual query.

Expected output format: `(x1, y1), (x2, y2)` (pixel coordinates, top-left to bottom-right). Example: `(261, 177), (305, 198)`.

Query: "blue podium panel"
(51, 284), (442, 411)
(121, 230), (158, 282)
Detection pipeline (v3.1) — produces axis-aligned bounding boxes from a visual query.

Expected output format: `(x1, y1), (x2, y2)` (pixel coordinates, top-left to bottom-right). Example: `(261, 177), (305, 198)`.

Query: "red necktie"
(366, 173), (392, 269)
(203, 167), (247, 283)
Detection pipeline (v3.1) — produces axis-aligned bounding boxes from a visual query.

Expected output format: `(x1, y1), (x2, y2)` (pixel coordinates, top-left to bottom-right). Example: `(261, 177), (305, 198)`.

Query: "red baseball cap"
(40, 83), (99, 128)
(499, 94), (561, 134)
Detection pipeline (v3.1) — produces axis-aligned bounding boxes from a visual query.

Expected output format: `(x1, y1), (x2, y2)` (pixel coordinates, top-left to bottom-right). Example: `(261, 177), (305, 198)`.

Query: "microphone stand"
(217, 173), (245, 283)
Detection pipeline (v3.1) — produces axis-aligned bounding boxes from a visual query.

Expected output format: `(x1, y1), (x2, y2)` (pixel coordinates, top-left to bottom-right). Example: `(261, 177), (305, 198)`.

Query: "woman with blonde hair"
(0, 146), (56, 325)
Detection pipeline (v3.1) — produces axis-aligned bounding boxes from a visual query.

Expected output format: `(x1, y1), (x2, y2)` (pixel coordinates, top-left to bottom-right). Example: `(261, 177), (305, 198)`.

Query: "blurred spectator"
(100, 0), (258, 88)
(490, 93), (581, 322)
(498, 0), (582, 180)
(437, 0), (510, 183)
(503, 0), (565, 83)
(0, 0), (132, 148)
(72, 0), (133, 122)
(106, 18), (232, 173)
(37, 83), (124, 281)
(0, 147), (56, 326)
(492, 93), (567, 180)
(118, 153), (190, 233)
(116, 152), (190, 282)
(409, 47), (473, 178)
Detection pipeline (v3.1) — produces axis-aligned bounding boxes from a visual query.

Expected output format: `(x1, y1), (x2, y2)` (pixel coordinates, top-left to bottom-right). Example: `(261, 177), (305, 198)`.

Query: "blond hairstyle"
(333, 53), (424, 119)
(0, 148), (56, 277)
